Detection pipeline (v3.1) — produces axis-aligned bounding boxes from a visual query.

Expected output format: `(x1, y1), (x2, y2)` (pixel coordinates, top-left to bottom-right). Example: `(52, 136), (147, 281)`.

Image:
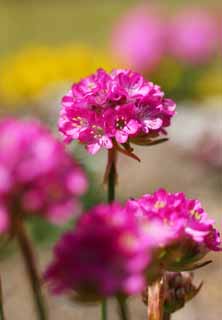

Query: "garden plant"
(0, 68), (220, 320)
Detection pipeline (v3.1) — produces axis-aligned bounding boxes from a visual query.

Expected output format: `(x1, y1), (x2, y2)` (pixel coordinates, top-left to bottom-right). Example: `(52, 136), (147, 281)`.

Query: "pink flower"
(59, 69), (176, 154)
(44, 203), (152, 299)
(0, 118), (88, 231)
(104, 104), (140, 144)
(169, 10), (218, 64)
(127, 189), (221, 271)
(59, 107), (93, 143)
(110, 6), (166, 72)
(79, 120), (113, 155)
(111, 69), (151, 99)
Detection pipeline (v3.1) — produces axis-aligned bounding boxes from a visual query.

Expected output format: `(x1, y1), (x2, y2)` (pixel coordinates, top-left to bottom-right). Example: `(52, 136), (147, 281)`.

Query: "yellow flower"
(0, 45), (117, 106)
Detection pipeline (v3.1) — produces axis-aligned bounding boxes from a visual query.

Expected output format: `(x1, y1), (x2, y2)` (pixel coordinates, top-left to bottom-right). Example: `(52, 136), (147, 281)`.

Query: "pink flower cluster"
(59, 69), (176, 154)
(111, 6), (219, 69)
(0, 119), (88, 232)
(111, 6), (166, 72)
(44, 203), (152, 298)
(127, 188), (221, 270)
(44, 191), (220, 300)
(169, 10), (218, 64)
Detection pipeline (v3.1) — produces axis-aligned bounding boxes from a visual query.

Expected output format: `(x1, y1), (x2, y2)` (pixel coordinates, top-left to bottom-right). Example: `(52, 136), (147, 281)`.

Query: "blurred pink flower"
(44, 203), (152, 299)
(0, 118), (88, 232)
(110, 6), (166, 72)
(169, 10), (218, 64)
(127, 188), (221, 270)
(59, 69), (176, 154)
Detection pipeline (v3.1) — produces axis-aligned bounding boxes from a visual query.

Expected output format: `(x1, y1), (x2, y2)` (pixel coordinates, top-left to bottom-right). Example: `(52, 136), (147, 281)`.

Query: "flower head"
(110, 5), (166, 72)
(169, 10), (218, 64)
(44, 203), (152, 300)
(0, 118), (88, 232)
(127, 188), (221, 271)
(59, 69), (176, 155)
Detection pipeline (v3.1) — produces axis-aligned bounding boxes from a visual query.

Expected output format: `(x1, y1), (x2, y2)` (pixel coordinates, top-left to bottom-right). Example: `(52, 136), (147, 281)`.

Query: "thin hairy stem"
(107, 149), (117, 203)
(163, 313), (171, 320)
(101, 148), (117, 320)
(0, 277), (5, 320)
(14, 216), (47, 320)
(117, 297), (129, 320)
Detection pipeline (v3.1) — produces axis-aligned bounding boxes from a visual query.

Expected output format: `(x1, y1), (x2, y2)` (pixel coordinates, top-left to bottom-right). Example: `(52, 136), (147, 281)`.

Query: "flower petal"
(116, 130), (128, 143)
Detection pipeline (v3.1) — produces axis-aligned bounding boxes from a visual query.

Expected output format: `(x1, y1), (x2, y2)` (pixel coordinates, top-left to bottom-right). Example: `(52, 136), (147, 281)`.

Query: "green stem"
(117, 297), (129, 320)
(107, 153), (116, 203)
(0, 277), (5, 320)
(101, 299), (107, 320)
(101, 149), (117, 320)
(15, 217), (47, 320)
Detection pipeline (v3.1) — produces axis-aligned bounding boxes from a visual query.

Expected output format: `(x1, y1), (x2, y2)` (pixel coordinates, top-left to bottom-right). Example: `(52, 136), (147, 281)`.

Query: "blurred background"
(0, 0), (221, 319)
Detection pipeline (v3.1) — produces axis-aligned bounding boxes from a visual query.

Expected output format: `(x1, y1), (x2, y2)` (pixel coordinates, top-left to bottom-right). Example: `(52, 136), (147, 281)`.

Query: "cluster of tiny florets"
(44, 203), (152, 299)
(59, 69), (176, 154)
(44, 189), (221, 300)
(0, 118), (88, 232)
(127, 188), (221, 269)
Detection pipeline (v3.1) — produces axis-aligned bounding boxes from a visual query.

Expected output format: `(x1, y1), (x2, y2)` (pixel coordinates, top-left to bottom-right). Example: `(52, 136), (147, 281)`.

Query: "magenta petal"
(61, 92), (74, 108)
(143, 118), (163, 130)
(116, 130), (128, 144)
(125, 119), (140, 134)
(62, 124), (82, 139)
(67, 171), (88, 195)
(0, 166), (12, 193)
(185, 227), (209, 242)
(122, 275), (145, 295)
(100, 136), (113, 149)
(46, 200), (80, 225)
(86, 143), (101, 155)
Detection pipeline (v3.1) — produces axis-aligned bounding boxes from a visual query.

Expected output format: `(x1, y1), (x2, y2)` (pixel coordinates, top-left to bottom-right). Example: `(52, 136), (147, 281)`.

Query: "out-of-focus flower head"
(0, 118), (88, 233)
(44, 202), (153, 300)
(169, 9), (218, 64)
(0, 45), (116, 106)
(127, 188), (221, 272)
(59, 68), (176, 155)
(110, 5), (166, 72)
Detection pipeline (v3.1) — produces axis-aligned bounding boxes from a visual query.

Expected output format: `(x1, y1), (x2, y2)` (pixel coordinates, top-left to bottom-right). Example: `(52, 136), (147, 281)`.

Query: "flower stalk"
(13, 214), (47, 320)
(0, 276), (5, 320)
(107, 148), (117, 203)
(163, 313), (171, 320)
(147, 276), (165, 320)
(101, 299), (108, 320)
(101, 148), (118, 320)
(117, 296), (129, 320)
